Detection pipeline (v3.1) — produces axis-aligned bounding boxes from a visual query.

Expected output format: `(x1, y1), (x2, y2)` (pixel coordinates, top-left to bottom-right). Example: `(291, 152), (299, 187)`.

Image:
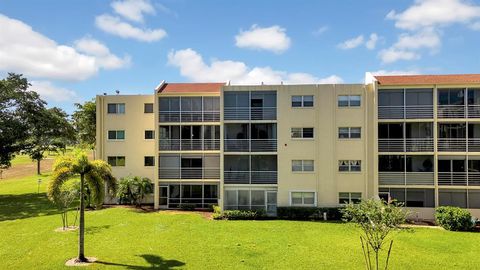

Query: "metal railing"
(378, 105), (433, 119)
(224, 171), (277, 184)
(159, 139), (220, 151)
(378, 172), (434, 185)
(438, 172), (480, 186)
(437, 138), (467, 152)
(224, 139), (277, 152)
(437, 105), (465, 118)
(159, 167), (220, 179)
(224, 107), (277, 120)
(378, 138), (434, 152)
(159, 111), (220, 122)
(468, 138), (480, 152)
(468, 105), (480, 118)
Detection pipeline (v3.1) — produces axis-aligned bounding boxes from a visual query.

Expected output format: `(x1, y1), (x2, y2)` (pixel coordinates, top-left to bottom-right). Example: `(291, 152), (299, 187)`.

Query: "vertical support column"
(433, 85), (439, 208)
(154, 92), (160, 209)
(219, 90), (225, 211)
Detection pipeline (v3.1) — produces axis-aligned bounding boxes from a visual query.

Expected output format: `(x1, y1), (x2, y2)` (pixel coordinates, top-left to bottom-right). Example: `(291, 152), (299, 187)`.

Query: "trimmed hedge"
(212, 206), (266, 220)
(435, 206), (474, 231)
(277, 207), (343, 221)
(179, 203), (196, 211)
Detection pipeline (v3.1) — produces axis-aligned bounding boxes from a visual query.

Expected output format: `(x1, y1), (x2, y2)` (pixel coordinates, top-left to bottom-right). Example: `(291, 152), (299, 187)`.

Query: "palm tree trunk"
(78, 173), (87, 262)
(37, 159), (41, 175)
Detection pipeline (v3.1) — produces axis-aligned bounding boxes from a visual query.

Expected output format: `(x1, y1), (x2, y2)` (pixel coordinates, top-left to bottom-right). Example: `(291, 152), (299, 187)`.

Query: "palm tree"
(47, 152), (117, 263)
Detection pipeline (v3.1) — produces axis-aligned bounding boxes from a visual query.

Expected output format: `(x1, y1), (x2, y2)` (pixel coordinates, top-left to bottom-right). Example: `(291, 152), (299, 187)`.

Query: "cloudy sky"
(1, 0), (480, 112)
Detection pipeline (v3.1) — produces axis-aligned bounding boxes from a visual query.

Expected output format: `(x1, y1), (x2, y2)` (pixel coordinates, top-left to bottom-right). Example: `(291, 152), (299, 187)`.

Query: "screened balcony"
(159, 125), (220, 151)
(438, 158), (480, 186)
(159, 154), (220, 179)
(438, 88), (480, 118)
(378, 89), (433, 119)
(378, 122), (433, 152)
(224, 91), (277, 121)
(224, 123), (277, 152)
(379, 188), (435, 207)
(159, 96), (220, 123)
(224, 155), (277, 184)
(438, 123), (466, 151)
(159, 184), (218, 209)
(378, 155), (434, 185)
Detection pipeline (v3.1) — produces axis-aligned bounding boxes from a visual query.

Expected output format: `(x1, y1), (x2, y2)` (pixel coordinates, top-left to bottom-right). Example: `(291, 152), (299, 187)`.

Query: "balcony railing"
(224, 171), (277, 184)
(378, 172), (434, 185)
(224, 139), (277, 152)
(224, 107), (277, 121)
(468, 138), (480, 152)
(468, 105), (480, 118)
(378, 105), (433, 120)
(437, 105), (465, 118)
(159, 111), (220, 122)
(159, 167), (220, 179)
(437, 138), (467, 152)
(159, 139), (220, 151)
(378, 138), (434, 152)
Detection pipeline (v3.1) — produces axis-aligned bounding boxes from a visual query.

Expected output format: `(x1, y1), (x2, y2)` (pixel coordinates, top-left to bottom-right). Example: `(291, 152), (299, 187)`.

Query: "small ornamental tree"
(117, 176), (153, 207)
(50, 181), (80, 230)
(342, 199), (407, 270)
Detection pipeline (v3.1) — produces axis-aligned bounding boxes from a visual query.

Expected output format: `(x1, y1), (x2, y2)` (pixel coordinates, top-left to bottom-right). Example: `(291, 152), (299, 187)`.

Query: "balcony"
(378, 138), (434, 152)
(224, 139), (277, 152)
(437, 105), (465, 118)
(437, 138), (466, 152)
(438, 172), (480, 186)
(159, 139), (220, 151)
(159, 111), (220, 123)
(224, 171), (278, 184)
(378, 172), (434, 185)
(378, 105), (434, 120)
(159, 167), (220, 179)
(224, 107), (277, 121)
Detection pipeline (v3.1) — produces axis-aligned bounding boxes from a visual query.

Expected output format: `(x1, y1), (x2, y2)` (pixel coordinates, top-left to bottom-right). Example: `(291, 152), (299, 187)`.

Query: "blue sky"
(1, 0), (480, 112)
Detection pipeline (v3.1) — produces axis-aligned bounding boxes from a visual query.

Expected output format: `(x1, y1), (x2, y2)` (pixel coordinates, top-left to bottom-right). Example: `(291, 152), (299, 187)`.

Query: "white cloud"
(312, 26), (329, 36)
(0, 14), (126, 81)
(95, 14), (167, 42)
(111, 0), (155, 23)
(386, 0), (480, 30)
(470, 21), (480, 30)
(365, 33), (379, 50)
(338, 35), (364, 50)
(235, 25), (291, 53)
(74, 37), (131, 69)
(394, 29), (441, 50)
(379, 48), (420, 64)
(30, 81), (78, 102)
(167, 48), (343, 85)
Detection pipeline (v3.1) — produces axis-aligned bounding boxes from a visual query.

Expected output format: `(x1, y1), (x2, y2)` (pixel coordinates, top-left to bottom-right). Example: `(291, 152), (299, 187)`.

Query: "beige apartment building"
(96, 74), (480, 219)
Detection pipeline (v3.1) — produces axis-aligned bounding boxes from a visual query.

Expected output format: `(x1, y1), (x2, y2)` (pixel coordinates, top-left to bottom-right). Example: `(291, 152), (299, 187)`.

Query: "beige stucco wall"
(96, 94), (156, 187)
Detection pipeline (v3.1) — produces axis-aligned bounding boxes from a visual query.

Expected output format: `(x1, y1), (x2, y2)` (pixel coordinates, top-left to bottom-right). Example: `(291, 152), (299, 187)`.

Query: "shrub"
(435, 206), (474, 231)
(212, 205), (222, 220)
(116, 176), (153, 207)
(276, 207), (343, 220)
(179, 203), (196, 211)
(217, 209), (266, 220)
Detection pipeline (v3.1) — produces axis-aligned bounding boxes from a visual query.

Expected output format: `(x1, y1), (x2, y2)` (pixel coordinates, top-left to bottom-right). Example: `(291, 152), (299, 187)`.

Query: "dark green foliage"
(72, 100), (96, 149)
(277, 207), (343, 220)
(179, 204), (196, 211)
(435, 206), (474, 231)
(117, 176), (154, 207)
(212, 205), (222, 220)
(221, 209), (266, 220)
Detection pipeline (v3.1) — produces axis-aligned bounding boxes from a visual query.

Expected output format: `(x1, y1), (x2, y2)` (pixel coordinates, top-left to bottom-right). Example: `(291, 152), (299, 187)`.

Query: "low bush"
(435, 206), (474, 231)
(212, 205), (222, 220)
(179, 203), (196, 211)
(277, 207), (343, 221)
(222, 209), (266, 220)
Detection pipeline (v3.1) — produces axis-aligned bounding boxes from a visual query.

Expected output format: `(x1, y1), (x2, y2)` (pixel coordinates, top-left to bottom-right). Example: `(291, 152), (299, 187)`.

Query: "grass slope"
(1, 176), (480, 269)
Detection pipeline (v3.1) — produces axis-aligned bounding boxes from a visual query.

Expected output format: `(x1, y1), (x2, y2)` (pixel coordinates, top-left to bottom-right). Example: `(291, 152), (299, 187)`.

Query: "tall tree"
(24, 107), (76, 174)
(48, 152), (117, 263)
(72, 100), (96, 153)
(0, 73), (45, 170)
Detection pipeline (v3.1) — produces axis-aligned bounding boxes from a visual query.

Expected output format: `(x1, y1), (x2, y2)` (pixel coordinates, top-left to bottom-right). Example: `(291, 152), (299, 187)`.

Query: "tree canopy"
(72, 100), (96, 148)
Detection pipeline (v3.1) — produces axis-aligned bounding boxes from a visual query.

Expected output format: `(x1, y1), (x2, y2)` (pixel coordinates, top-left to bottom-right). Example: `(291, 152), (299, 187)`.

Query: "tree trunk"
(78, 173), (87, 262)
(37, 159), (41, 175)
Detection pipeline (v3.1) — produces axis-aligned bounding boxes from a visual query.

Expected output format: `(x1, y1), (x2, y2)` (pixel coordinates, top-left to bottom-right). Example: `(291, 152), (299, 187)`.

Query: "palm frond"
(52, 155), (75, 172)
(47, 166), (74, 204)
(90, 159), (117, 195)
(85, 172), (105, 208)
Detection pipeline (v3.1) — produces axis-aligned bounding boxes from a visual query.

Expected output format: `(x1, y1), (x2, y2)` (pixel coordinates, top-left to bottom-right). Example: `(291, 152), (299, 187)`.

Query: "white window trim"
(337, 95), (362, 108)
(291, 160), (315, 173)
(107, 103), (126, 114)
(338, 127), (362, 139)
(338, 160), (362, 173)
(144, 156), (155, 167)
(107, 130), (125, 141)
(290, 127), (315, 140)
(338, 192), (362, 205)
(144, 130), (155, 140)
(291, 95), (314, 108)
(289, 191), (317, 207)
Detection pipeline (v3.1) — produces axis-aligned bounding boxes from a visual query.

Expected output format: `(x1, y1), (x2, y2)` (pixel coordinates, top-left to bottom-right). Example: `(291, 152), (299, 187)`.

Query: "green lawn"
(1, 176), (480, 269)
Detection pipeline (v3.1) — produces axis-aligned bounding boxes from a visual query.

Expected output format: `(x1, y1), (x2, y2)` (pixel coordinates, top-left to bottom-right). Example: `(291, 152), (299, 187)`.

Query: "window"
(292, 95), (314, 107)
(144, 156), (155, 166)
(108, 130), (125, 140)
(107, 103), (125, 114)
(144, 103), (154, 113)
(107, 156), (125, 166)
(338, 160), (361, 172)
(291, 127), (314, 138)
(292, 160), (314, 172)
(339, 192), (362, 204)
(338, 127), (361, 139)
(290, 192), (315, 206)
(338, 95), (361, 107)
(145, 130), (155, 140)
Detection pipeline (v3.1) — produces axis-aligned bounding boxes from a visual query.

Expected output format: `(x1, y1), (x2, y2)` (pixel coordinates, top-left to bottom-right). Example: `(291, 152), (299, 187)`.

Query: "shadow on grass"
(85, 225), (112, 234)
(0, 192), (59, 221)
(97, 254), (185, 269)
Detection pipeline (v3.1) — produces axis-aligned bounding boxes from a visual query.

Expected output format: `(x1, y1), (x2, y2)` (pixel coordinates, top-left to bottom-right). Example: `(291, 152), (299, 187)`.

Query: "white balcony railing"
(437, 138), (467, 152)
(224, 107), (277, 121)
(224, 139), (277, 152)
(437, 105), (465, 118)
(224, 171), (277, 184)
(468, 138), (480, 152)
(378, 105), (433, 119)
(438, 172), (480, 186)
(378, 138), (434, 152)
(379, 172), (434, 185)
(159, 167), (220, 179)
(468, 105), (480, 118)
(159, 111), (220, 122)
(159, 139), (220, 151)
